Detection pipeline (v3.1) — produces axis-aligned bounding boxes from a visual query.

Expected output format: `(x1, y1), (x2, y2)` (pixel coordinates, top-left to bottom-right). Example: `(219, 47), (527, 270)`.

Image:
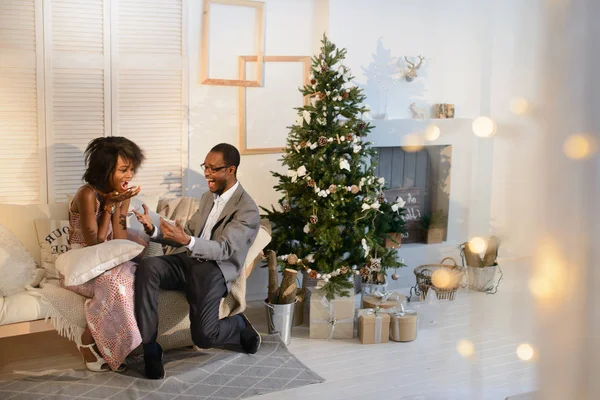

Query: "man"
(133, 143), (261, 380)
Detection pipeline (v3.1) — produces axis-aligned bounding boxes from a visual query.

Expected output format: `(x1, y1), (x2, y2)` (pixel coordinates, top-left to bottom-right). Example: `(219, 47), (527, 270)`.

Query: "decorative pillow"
(34, 219), (71, 279)
(0, 224), (38, 296)
(56, 239), (145, 286)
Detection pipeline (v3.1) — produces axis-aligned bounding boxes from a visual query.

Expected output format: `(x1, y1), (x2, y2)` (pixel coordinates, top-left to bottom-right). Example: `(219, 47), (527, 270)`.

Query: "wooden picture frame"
(201, 0), (265, 87)
(238, 55), (310, 155)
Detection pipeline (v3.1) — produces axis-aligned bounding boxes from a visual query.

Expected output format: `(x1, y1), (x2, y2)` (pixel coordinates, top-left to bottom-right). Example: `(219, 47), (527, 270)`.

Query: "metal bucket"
(265, 299), (296, 346)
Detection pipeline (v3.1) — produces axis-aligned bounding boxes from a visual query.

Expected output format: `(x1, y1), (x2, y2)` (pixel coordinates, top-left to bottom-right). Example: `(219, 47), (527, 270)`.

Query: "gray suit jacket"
(153, 183), (260, 291)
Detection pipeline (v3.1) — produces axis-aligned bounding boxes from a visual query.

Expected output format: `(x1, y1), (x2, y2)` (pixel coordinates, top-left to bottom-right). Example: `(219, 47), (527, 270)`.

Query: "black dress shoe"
(143, 343), (165, 379)
(239, 314), (261, 354)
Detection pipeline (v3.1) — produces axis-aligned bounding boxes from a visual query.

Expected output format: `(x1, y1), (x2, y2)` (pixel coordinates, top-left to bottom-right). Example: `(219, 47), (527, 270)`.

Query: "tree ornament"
(307, 179), (315, 187)
(322, 64), (329, 72)
(318, 136), (328, 146)
(300, 141), (307, 148)
(358, 121), (366, 130)
(345, 133), (354, 142)
(287, 254), (299, 265)
(310, 78), (316, 85)
(369, 258), (382, 270)
(328, 184), (337, 193)
(310, 215), (318, 224)
(378, 192), (386, 203)
(351, 185), (359, 194)
(282, 204), (291, 212)
(391, 273), (399, 280)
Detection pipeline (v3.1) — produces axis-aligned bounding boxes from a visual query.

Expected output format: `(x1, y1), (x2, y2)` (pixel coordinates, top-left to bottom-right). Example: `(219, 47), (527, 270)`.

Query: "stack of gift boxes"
(308, 286), (419, 344)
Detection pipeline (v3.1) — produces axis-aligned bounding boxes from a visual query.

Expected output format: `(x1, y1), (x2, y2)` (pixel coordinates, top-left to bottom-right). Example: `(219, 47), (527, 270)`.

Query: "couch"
(0, 196), (271, 352)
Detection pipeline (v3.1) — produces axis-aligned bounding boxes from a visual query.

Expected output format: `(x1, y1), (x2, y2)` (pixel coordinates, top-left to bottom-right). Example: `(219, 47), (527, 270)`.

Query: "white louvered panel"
(117, 71), (183, 197)
(49, 70), (105, 201)
(45, 0), (109, 203)
(51, 0), (104, 53)
(113, 0), (186, 198)
(0, 0), (35, 51)
(0, 0), (41, 205)
(118, 0), (182, 54)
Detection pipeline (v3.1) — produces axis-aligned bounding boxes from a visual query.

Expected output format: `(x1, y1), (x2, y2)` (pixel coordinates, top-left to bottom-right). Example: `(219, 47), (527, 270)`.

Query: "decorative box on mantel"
(309, 287), (355, 339)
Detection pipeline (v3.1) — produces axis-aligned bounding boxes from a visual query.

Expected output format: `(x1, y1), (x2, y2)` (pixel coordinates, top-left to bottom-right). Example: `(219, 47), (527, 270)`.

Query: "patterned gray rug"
(0, 335), (324, 399)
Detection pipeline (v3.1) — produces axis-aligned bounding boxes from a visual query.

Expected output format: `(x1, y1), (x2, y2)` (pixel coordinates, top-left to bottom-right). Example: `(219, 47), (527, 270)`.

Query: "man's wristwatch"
(144, 225), (155, 235)
(104, 204), (117, 215)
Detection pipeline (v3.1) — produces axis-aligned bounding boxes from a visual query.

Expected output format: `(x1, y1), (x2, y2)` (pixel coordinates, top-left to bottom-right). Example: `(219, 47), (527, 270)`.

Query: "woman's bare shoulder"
(71, 185), (97, 213)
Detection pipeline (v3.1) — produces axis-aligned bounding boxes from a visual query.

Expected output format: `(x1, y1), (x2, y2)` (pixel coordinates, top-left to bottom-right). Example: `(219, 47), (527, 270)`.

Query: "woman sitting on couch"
(64, 136), (145, 372)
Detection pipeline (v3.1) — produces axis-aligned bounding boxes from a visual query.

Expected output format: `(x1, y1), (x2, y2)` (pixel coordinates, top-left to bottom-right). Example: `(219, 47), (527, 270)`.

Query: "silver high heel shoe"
(77, 343), (127, 372)
(77, 343), (110, 372)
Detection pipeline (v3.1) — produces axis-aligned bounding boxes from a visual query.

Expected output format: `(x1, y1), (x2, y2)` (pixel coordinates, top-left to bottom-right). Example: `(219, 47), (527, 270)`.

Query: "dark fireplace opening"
(375, 145), (452, 244)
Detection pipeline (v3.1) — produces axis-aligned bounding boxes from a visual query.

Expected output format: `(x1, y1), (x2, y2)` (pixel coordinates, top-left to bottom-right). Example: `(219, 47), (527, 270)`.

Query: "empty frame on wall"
(201, 0), (265, 86)
(238, 56), (310, 155)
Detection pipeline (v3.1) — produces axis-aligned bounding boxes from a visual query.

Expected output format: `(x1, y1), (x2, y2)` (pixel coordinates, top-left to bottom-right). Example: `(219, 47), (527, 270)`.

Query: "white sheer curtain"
(534, 0), (599, 398)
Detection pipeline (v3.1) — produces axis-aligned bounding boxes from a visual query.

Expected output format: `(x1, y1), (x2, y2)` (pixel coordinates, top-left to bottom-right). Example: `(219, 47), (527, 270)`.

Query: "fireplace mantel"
(366, 118), (473, 147)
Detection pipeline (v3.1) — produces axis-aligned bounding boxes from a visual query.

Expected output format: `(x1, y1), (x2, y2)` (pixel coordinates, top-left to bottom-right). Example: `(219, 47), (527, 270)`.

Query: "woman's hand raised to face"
(104, 185), (141, 206)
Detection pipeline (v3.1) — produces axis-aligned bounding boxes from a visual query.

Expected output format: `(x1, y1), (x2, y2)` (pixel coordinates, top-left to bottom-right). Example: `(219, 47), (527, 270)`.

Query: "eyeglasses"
(201, 163), (231, 174)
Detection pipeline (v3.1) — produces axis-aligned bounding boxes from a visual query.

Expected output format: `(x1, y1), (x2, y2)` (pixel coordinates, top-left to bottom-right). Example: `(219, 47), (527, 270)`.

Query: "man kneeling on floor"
(133, 143), (261, 380)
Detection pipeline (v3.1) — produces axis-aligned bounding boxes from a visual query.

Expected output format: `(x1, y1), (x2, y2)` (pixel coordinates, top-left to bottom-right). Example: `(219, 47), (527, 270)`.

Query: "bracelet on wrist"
(103, 204), (117, 215)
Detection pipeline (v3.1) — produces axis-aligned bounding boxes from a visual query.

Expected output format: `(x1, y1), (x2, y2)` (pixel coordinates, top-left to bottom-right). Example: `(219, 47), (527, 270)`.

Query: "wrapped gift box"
(357, 309), (391, 344)
(389, 310), (418, 342)
(362, 292), (406, 309)
(309, 288), (355, 339)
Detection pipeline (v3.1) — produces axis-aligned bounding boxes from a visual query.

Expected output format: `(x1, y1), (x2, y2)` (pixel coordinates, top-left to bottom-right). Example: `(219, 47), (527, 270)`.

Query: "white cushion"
(0, 290), (50, 326)
(0, 224), (38, 297)
(243, 226), (271, 272)
(56, 239), (144, 286)
(34, 219), (71, 279)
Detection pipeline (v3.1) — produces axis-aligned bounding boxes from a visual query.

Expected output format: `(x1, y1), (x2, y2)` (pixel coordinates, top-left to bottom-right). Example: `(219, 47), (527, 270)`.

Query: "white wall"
(187, 0), (324, 299)
(186, 0), (542, 298)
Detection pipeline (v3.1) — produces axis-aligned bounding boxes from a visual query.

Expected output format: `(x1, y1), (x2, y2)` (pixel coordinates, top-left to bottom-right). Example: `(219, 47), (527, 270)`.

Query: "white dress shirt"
(186, 181), (240, 249)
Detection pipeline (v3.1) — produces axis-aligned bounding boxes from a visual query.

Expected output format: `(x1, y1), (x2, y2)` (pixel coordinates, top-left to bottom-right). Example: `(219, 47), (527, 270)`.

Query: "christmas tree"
(262, 35), (407, 299)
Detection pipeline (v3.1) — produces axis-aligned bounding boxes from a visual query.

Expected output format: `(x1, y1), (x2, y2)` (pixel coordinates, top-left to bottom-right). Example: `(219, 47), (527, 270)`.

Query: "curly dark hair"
(83, 136), (145, 191)
(210, 143), (240, 175)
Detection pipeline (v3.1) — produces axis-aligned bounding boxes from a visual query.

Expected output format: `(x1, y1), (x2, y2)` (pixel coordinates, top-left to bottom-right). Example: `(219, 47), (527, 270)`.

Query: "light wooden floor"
(0, 259), (537, 400)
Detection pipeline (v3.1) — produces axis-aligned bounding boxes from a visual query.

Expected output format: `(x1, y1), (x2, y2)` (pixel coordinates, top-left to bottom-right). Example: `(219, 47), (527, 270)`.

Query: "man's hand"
(159, 217), (191, 246)
(133, 204), (154, 234)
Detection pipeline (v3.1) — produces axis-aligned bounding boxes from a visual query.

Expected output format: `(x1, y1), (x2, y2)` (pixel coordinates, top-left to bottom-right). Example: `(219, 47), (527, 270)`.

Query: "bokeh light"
(516, 343), (535, 361)
(468, 237), (487, 253)
(472, 116), (497, 137)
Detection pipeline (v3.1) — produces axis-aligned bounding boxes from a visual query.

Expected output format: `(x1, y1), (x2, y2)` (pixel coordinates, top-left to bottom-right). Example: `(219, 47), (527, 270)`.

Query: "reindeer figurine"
(403, 55), (425, 82)
(410, 102), (427, 120)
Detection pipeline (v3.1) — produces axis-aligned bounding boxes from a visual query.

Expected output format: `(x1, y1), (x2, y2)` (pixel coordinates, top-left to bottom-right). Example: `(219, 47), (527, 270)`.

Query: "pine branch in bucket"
(266, 250), (299, 304)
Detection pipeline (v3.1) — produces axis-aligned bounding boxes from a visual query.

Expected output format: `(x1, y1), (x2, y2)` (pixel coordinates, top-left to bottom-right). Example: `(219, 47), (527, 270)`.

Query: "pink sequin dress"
(62, 189), (142, 371)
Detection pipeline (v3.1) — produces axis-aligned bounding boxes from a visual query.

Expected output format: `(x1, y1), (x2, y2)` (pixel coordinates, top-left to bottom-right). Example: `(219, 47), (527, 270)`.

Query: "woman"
(64, 136), (145, 372)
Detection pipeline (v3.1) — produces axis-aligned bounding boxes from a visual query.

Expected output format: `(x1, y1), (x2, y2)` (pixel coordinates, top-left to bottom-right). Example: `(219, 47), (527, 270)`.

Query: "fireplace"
(375, 145), (452, 244)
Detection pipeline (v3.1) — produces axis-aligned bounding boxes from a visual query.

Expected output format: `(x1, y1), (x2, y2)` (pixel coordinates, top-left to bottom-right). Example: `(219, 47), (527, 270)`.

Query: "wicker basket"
(414, 257), (465, 301)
